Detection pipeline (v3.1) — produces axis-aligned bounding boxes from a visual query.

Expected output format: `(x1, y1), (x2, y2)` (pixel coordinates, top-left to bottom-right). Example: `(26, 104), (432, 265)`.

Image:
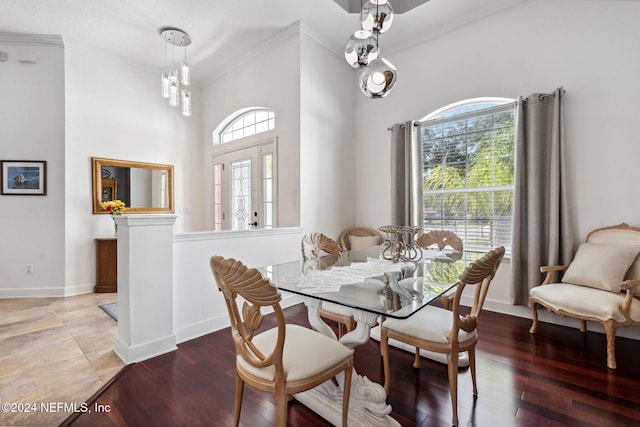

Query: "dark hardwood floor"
(63, 303), (640, 426)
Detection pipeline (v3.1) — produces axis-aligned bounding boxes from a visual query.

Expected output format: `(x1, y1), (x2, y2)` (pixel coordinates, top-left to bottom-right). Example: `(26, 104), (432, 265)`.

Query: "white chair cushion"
(382, 305), (477, 344)
(530, 283), (640, 322)
(561, 242), (640, 293)
(321, 301), (354, 317)
(348, 235), (380, 251)
(236, 324), (353, 382)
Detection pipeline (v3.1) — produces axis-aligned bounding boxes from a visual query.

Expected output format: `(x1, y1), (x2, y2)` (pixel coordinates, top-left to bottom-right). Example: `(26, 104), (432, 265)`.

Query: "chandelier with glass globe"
(344, 0), (397, 98)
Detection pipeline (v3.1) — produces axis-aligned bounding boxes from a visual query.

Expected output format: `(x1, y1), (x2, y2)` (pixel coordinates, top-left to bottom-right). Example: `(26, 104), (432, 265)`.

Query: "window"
(220, 109), (275, 144)
(213, 108), (277, 231)
(419, 98), (515, 254)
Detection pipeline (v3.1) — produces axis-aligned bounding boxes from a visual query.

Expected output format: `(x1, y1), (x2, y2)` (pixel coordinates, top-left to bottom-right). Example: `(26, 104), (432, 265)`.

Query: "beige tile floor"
(0, 293), (125, 426)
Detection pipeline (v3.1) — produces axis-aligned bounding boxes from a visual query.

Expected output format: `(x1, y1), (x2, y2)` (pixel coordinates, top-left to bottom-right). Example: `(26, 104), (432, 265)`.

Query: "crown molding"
(387, 0), (526, 55)
(333, 0), (431, 14)
(0, 32), (63, 47)
(201, 21), (301, 87)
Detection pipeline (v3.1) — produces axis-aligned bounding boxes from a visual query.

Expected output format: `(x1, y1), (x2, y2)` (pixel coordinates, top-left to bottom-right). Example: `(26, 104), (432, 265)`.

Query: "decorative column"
(113, 214), (177, 363)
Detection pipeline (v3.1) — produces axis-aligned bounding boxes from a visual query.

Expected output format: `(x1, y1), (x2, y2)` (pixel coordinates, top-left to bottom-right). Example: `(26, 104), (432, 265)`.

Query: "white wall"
(200, 24), (302, 231)
(354, 0), (640, 338)
(63, 42), (204, 294)
(0, 36), (204, 297)
(299, 24), (357, 238)
(0, 39), (66, 296)
(173, 228), (304, 343)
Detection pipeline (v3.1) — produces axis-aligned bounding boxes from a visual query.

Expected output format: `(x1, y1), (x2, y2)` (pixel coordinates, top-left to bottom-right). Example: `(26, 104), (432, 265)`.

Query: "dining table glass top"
(264, 246), (481, 319)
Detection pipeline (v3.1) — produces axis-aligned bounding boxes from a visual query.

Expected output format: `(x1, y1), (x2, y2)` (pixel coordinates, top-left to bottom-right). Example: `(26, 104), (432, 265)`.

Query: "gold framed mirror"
(92, 157), (175, 214)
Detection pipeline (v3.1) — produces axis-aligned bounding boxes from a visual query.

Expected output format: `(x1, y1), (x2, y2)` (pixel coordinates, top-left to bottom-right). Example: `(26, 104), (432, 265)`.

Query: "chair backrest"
(416, 230), (463, 252)
(210, 256), (286, 376)
(301, 232), (342, 270)
(338, 227), (383, 251)
(450, 246), (505, 335)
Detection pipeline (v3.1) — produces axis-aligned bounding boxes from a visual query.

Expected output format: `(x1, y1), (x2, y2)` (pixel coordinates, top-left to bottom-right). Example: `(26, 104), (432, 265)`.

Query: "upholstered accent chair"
(337, 227), (383, 251)
(301, 232), (356, 336)
(210, 256), (354, 427)
(529, 223), (640, 369)
(416, 230), (464, 310)
(380, 246), (505, 426)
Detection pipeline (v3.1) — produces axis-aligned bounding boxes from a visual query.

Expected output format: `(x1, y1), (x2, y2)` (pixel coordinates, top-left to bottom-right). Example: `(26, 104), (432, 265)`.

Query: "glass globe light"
(181, 61), (190, 86)
(359, 57), (397, 98)
(169, 81), (179, 107)
(361, 0), (394, 34)
(181, 88), (192, 117)
(161, 70), (170, 98)
(344, 30), (379, 68)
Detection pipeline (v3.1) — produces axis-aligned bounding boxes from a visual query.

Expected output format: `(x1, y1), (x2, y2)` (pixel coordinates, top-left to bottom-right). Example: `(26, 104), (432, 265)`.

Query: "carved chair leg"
(413, 348), (421, 369)
(381, 327), (391, 395)
(440, 295), (453, 310)
(275, 392), (288, 427)
(469, 346), (478, 396)
(346, 317), (356, 334)
(529, 297), (538, 334)
(342, 364), (353, 427)
(448, 348), (460, 426)
(604, 320), (617, 369)
(234, 373), (244, 427)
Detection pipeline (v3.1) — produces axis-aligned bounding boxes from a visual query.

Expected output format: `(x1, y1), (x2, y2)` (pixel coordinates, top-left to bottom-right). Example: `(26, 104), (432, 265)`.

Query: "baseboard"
(0, 283), (94, 298)
(175, 315), (229, 344)
(113, 334), (177, 364)
(467, 296), (640, 341)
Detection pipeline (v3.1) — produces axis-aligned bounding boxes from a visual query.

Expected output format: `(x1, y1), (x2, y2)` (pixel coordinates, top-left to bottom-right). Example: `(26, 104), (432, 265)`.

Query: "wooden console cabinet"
(95, 238), (117, 293)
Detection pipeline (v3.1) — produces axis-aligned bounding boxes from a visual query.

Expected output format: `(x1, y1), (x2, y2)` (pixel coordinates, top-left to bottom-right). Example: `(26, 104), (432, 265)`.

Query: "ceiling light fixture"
(160, 27), (192, 117)
(345, 0), (397, 98)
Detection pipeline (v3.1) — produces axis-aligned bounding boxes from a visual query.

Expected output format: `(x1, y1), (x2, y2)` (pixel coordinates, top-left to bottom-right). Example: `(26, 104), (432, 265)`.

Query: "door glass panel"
(232, 159), (251, 230)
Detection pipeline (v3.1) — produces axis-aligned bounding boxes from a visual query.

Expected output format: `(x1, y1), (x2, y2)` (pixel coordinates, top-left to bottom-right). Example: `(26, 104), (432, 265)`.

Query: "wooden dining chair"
(416, 230), (464, 310)
(416, 229), (464, 252)
(210, 256), (354, 427)
(380, 246), (505, 427)
(301, 232), (356, 336)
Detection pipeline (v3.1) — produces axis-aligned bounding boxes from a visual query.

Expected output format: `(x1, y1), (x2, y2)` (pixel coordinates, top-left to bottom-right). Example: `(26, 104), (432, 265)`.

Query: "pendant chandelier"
(344, 0), (397, 98)
(160, 27), (192, 117)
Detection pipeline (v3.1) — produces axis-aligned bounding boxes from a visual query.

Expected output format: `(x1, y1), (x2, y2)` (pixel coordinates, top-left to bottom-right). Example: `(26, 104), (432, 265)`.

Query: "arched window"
(219, 108), (275, 144)
(419, 97), (516, 254)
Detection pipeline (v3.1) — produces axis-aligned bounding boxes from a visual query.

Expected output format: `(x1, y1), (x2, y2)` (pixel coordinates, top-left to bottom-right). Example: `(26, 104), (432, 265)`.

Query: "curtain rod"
(387, 87), (564, 130)
(536, 86), (565, 101)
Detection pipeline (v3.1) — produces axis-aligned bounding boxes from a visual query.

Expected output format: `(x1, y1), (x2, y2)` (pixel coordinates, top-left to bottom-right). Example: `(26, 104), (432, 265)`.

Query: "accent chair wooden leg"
(529, 297), (538, 334)
(604, 320), (617, 369)
(580, 319), (587, 333)
(381, 327), (391, 395)
(234, 373), (244, 427)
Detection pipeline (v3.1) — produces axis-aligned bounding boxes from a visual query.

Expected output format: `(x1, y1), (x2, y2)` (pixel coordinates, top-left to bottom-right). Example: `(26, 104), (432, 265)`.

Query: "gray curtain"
(511, 88), (574, 305)
(390, 121), (423, 227)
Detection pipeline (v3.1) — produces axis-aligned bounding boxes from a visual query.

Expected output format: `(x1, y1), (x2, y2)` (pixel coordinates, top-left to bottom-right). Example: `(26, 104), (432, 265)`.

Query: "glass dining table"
(262, 245), (475, 427)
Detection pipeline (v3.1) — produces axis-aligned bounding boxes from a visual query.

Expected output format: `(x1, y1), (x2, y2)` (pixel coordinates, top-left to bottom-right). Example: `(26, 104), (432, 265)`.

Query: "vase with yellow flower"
(100, 200), (126, 237)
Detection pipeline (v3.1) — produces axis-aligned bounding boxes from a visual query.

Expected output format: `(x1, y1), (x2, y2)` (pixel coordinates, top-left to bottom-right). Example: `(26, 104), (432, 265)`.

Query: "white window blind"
(419, 102), (515, 254)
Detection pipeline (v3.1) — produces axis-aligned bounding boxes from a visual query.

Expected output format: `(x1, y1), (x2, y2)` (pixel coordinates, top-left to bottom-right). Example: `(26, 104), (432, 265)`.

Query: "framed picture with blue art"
(1, 160), (47, 195)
